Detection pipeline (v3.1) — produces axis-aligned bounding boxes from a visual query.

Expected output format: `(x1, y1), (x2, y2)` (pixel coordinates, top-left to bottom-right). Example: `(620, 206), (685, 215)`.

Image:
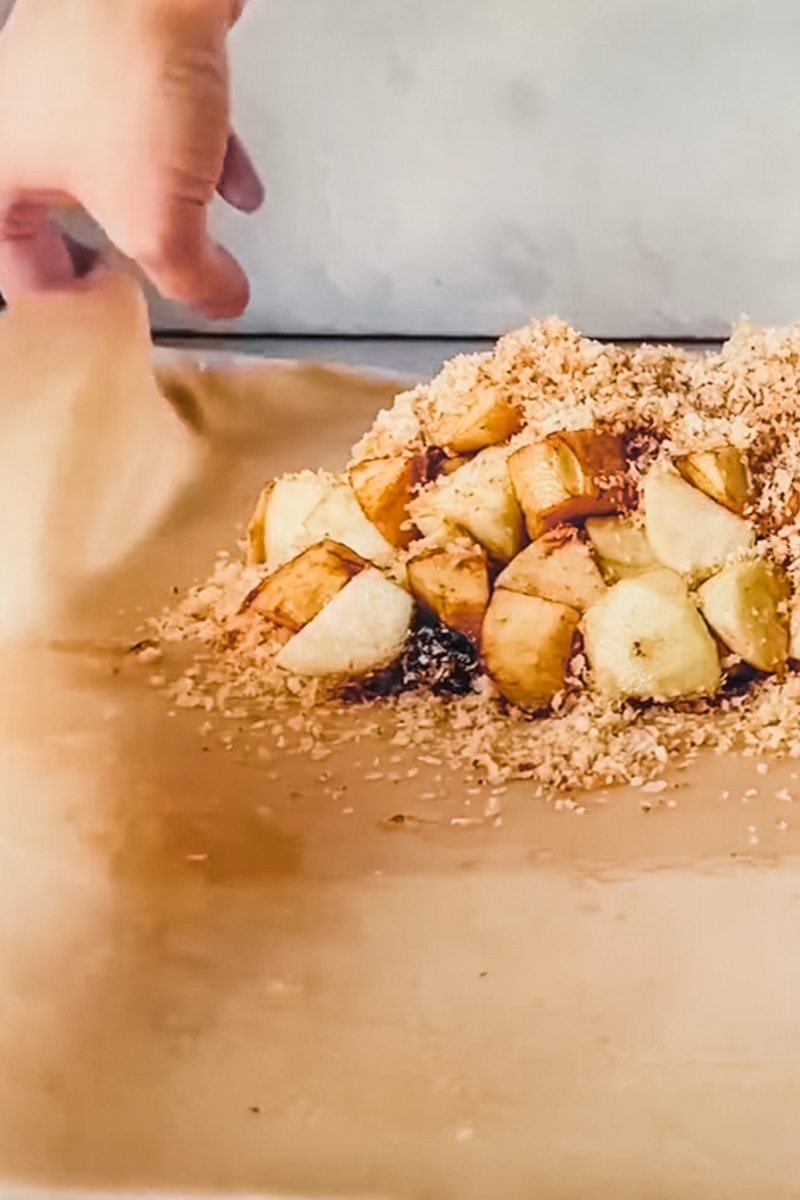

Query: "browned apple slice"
(675, 447), (750, 515)
(482, 589), (580, 710)
(509, 430), (631, 539)
(407, 544), (490, 642)
(496, 529), (606, 611)
(430, 382), (523, 453)
(243, 540), (367, 631)
(349, 453), (427, 548)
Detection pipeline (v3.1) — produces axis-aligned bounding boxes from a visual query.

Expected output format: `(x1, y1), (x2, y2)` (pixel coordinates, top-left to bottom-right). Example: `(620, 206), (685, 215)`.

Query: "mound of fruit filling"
(156, 319), (800, 793)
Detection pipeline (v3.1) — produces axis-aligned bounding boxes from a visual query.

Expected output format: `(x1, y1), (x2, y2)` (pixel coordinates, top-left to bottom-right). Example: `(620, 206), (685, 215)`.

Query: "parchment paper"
(2, 278), (800, 1199)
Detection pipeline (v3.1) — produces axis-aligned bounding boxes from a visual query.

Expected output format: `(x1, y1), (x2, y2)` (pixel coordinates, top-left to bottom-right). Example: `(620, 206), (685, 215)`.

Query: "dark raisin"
(721, 662), (762, 697)
(400, 624), (479, 696)
(334, 623), (479, 704)
(424, 445), (449, 479)
(335, 665), (404, 705)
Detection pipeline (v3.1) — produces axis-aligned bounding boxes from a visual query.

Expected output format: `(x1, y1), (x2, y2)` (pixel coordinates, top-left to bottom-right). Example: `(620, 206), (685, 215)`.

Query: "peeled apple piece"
(585, 515), (659, 582)
(429, 383), (523, 454)
(348, 453), (426, 548)
(508, 430), (630, 540)
(482, 589), (580, 710)
(496, 530), (606, 611)
(675, 447), (750, 515)
(407, 544), (490, 643)
(411, 446), (524, 562)
(276, 569), (413, 677)
(698, 558), (790, 673)
(643, 466), (754, 579)
(248, 471), (331, 568)
(303, 479), (396, 566)
(583, 569), (722, 702)
(243, 539), (366, 631)
(790, 593), (800, 663)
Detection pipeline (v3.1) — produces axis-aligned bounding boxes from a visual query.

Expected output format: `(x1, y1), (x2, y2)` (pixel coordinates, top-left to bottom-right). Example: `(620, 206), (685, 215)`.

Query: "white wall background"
(6, 0), (800, 337)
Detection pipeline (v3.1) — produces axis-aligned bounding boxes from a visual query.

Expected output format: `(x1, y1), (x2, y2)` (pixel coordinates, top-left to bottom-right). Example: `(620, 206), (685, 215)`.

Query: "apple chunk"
(247, 470), (331, 568)
(509, 430), (630, 539)
(243, 540), (366, 632)
(349, 453), (427, 548)
(276, 569), (413, 677)
(643, 466), (754, 579)
(411, 446), (524, 562)
(583, 569), (721, 701)
(496, 530), (606, 611)
(790, 591), (800, 663)
(676, 447), (750, 515)
(303, 479), (396, 566)
(430, 383), (523, 454)
(482, 590), (580, 710)
(407, 544), (490, 642)
(698, 558), (790, 673)
(585, 515), (659, 582)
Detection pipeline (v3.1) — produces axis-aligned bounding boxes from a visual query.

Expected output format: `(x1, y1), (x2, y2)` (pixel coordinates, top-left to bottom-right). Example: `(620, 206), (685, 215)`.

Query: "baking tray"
(2, 344), (800, 1200)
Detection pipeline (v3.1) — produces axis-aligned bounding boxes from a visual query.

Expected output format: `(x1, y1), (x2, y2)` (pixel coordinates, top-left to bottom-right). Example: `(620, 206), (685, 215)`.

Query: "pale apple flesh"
(276, 569), (414, 677)
(698, 558), (790, 674)
(303, 479), (397, 566)
(585, 515), (659, 582)
(438, 454), (475, 477)
(407, 544), (490, 642)
(496, 529), (606, 611)
(411, 446), (524, 562)
(509, 430), (630, 540)
(643, 467), (754, 579)
(243, 539), (367, 632)
(247, 470), (332, 569)
(482, 589), (580, 710)
(583, 569), (722, 701)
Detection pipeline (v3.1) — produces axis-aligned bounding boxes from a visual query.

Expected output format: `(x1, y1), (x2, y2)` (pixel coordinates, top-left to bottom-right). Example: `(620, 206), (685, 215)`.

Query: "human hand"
(0, 0), (262, 318)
